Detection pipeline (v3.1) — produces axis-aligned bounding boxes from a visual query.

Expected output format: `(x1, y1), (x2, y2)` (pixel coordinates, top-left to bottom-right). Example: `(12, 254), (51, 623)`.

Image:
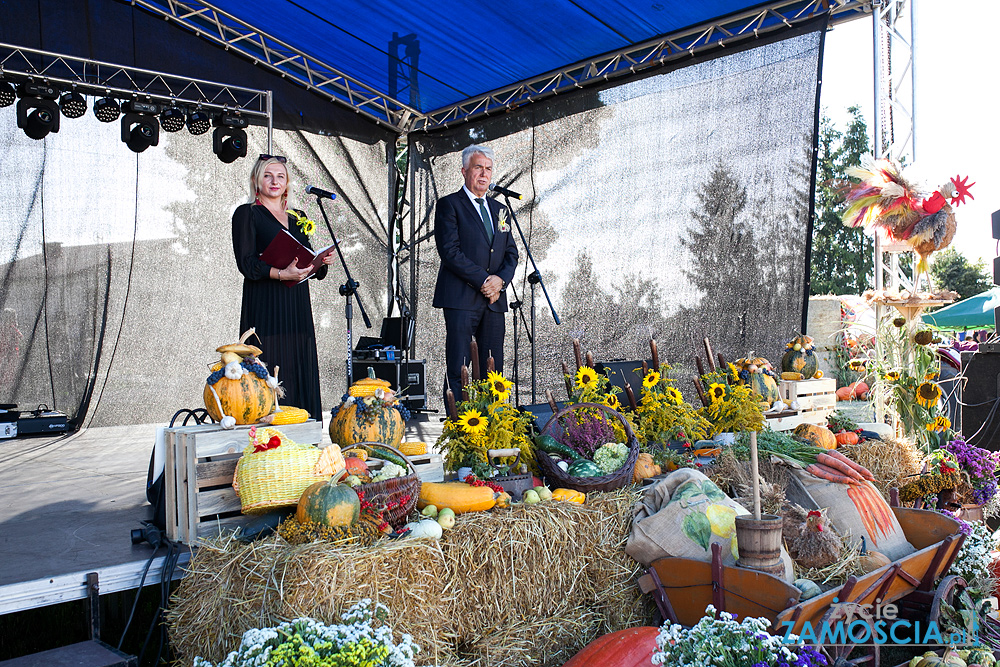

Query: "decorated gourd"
(203, 331), (277, 425)
(567, 459), (603, 478)
(794, 423), (837, 450)
(330, 368), (405, 448)
(781, 335), (819, 379)
(296, 470), (361, 528)
(732, 355), (780, 406)
(633, 453), (661, 483)
(552, 488), (586, 503)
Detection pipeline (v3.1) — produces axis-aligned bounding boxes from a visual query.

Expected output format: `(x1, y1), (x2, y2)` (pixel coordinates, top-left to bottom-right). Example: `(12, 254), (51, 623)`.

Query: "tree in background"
(931, 247), (993, 300)
(810, 106), (873, 295)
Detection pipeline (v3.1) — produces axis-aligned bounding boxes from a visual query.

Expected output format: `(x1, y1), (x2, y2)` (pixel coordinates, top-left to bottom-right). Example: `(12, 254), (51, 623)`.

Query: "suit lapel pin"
(497, 208), (511, 233)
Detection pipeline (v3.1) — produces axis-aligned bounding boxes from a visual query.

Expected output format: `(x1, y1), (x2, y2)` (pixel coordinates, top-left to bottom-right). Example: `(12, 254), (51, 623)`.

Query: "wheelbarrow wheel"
(814, 603), (880, 667)
(927, 574), (967, 627)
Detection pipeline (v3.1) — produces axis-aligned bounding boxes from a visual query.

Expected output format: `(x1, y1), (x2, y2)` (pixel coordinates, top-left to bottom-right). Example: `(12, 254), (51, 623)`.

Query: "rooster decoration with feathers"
(841, 157), (974, 288)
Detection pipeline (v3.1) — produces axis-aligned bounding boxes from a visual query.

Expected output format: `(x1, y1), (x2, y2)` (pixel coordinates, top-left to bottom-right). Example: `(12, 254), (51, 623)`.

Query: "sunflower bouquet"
(870, 319), (951, 450)
(563, 364), (632, 444)
(633, 363), (712, 448)
(436, 371), (537, 478)
(697, 367), (765, 436)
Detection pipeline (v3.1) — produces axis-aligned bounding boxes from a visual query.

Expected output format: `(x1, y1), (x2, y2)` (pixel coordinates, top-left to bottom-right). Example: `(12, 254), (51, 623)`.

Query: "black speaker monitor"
(380, 316), (413, 351)
(961, 351), (1000, 452)
(594, 359), (650, 397)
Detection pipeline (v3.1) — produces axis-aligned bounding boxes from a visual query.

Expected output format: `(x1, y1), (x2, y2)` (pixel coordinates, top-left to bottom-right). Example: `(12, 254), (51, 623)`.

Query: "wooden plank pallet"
(165, 421), (442, 545)
(767, 378), (836, 432)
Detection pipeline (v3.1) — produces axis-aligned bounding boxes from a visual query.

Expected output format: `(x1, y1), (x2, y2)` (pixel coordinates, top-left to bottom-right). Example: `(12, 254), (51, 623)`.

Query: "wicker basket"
(537, 402), (640, 493)
(353, 441), (421, 528)
(233, 427), (335, 514)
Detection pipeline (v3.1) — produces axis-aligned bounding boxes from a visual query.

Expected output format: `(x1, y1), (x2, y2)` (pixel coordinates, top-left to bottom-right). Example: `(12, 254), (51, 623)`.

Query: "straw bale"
(167, 487), (652, 667)
(838, 436), (924, 496)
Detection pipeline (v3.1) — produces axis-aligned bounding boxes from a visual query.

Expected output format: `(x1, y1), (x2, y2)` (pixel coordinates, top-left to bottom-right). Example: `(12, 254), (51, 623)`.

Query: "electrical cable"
(116, 542), (160, 651)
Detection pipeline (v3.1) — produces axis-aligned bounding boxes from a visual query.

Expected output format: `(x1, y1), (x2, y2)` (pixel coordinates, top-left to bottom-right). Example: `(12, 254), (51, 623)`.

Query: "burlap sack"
(789, 469), (914, 561)
(626, 468), (793, 580)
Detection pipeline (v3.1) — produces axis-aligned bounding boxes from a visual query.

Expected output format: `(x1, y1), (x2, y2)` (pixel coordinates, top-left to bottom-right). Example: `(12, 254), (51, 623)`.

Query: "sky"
(821, 0), (1000, 265)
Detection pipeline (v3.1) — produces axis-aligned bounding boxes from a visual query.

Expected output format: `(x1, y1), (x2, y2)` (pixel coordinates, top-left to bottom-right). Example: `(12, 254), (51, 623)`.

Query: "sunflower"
(604, 393), (622, 411)
(727, 363), (740, 383)
(916, 382), (942, 408)
(642, 370), (661, 389)
(926, 415), (951, 433)
(884, 371), (901, 382)
(575, 366), (598, 389)
(664, 387), (683, 405)
(457, 409), (487, 434)
(708, 383), (726, 403)
(487, 371), (513, 400)
(848, 359), (866, 373)
(924, 371), (939, 381)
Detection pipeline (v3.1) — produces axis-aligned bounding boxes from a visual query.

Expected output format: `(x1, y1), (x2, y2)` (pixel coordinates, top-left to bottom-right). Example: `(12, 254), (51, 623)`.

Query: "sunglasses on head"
(258, 154), (287, 163)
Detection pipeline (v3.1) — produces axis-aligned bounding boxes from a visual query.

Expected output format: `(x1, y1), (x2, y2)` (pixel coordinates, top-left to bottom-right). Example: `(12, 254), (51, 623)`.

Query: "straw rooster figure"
(841, 157), (974, 290)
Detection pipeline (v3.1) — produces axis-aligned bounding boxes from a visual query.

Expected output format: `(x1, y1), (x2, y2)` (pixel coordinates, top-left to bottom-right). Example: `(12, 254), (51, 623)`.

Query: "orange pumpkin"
(836, 386), (853, 401)
(203, 365), (275, 424)
(561, 627), (660, 667)
(633, 453), (661, 484)
(794, 423), (837, 450)
(850, 381), (869, 400)
(329, 401), (405, 448)
(835, 431), (860, 446)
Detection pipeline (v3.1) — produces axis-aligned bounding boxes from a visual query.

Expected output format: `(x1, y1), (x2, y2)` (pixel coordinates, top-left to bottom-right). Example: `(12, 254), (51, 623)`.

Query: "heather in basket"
(437, 372), (537, 478)
(192, 599), (419, 667)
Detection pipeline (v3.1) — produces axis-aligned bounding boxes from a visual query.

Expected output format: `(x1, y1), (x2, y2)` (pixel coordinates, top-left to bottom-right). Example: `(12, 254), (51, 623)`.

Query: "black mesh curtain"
(0, 117), (391, 427)
(410, 22), (826, 408)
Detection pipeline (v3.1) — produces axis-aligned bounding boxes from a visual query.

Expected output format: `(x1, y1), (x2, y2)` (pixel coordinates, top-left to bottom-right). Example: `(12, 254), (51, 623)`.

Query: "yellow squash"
(417, 482), (495, 514)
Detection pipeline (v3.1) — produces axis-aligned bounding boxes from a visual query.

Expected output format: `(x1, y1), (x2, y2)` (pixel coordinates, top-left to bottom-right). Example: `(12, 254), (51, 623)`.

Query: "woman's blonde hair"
(248, 157), (290, 209)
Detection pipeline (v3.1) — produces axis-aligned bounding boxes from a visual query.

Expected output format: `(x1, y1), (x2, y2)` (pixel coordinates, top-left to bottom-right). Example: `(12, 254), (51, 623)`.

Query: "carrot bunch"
(756, 437), (876, 485)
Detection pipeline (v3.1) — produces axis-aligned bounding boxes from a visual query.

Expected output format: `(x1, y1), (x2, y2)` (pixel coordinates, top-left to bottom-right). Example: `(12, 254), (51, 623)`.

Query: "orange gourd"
(835, 431), (860, 446)
(794, 423), (837, 450)
(561, 627), (660, 667)
(417, 481), (496, 514)
(551, 488), (586, 503)
(633, 453), (661, 483)
(329, 402), (405, 449)
(836, 386), (853, 401)
(850, 381), (869, 400)
(203, 364), (275, 424)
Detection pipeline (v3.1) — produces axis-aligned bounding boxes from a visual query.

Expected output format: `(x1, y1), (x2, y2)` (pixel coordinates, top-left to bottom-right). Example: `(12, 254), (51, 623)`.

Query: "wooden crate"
(768, 378), (836, 431)
(164, 420), (324, 545)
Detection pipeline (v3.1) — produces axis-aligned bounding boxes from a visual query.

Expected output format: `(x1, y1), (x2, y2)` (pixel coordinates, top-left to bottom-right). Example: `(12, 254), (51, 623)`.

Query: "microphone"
(488, 183), (523, 200)
(305, 185), (337, 200)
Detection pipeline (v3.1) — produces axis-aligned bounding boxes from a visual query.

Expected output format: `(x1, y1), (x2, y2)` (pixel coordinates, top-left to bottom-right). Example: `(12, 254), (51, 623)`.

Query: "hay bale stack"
(838, 437), (923, 496)
(166, 488), (651, 667)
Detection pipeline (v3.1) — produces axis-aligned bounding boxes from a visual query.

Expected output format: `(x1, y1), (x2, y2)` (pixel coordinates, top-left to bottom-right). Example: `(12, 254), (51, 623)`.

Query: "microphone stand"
(507, 281), (532, 407)
(313, 195), (372, 392)
(496, 193), (559, 404)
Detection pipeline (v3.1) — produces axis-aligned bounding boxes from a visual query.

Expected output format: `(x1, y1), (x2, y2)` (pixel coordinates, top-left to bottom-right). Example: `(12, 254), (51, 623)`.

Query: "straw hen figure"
(841, 157), (974, 289)
(786, 509), (842, 570)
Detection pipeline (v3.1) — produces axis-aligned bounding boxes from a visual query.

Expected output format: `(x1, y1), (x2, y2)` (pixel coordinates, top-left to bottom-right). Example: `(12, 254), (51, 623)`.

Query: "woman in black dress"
(231, 155), (334, 420)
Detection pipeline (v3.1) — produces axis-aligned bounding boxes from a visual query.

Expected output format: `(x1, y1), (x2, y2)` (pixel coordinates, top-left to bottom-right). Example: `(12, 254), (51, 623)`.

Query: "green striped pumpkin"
(296, 471), (360, 528)
(203, 372), (275, 424)
(329, 402), (405, 449)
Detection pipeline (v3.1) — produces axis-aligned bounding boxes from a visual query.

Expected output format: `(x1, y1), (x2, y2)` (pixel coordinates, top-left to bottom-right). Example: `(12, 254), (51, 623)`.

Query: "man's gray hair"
(462, 144), (494, 168)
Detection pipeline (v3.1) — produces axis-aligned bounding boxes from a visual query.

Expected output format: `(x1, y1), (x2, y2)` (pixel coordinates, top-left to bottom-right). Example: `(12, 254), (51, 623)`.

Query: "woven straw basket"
(536, 402), (640, 493)
(233, 427), (340, 514)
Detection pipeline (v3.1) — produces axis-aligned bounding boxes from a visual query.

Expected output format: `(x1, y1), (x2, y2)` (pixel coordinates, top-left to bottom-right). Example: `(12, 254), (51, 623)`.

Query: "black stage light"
(16, 83), (60, 140)
(160, 106), (186, 133)
(58, 90), (87, 118)
(0, 81), (15, 108)
(186, 109), (210, 135)
(121, 112), (160, 153)
(212, 113), (249, 163)
(93, 96), (121, 122)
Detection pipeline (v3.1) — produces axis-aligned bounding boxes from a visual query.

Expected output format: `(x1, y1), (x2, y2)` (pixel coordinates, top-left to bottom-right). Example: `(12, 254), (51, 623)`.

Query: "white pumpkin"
(404, 519), (443, 540)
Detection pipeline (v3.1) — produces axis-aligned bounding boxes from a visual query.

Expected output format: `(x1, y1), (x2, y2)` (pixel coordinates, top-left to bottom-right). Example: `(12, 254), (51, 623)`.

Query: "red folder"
(259, 228), (335, 287)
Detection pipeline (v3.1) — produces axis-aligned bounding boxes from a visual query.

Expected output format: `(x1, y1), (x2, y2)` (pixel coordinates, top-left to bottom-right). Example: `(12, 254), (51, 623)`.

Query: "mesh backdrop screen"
(411, 29), (822, 409)
(0, 115), (391, 427)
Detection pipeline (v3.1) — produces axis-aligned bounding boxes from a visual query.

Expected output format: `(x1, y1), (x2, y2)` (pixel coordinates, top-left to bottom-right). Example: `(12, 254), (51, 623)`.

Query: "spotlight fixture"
(93, 96), (121, 123)
(121, 111), (160, 154)
(159, 105), (186, 133)
(58, 90), (87, 118)
(212, 113), (249, 164)
(16, 83), (60, 140)
(186, 109), (210, 135)
(0, 81), (15, 108)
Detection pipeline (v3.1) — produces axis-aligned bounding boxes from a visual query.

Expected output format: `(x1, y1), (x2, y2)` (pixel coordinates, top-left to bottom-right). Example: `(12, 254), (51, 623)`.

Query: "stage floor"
(0, 414), (444, 615)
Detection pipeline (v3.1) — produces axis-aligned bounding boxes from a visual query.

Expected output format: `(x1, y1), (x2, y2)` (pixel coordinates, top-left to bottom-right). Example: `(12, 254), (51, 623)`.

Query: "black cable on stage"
(117, 544), (160, 651)
(138, 538), (181, 665)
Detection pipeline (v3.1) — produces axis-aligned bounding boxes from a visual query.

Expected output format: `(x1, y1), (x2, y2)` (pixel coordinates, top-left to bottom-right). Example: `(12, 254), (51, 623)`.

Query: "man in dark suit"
(433, 144), (519, 402)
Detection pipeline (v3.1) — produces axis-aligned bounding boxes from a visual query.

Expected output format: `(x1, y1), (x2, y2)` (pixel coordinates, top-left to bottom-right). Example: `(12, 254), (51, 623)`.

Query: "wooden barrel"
(735, 514), (782, 570)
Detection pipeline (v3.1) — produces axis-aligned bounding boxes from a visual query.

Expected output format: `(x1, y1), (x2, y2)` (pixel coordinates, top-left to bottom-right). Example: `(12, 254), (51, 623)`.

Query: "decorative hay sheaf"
(166, 488), (652, 667)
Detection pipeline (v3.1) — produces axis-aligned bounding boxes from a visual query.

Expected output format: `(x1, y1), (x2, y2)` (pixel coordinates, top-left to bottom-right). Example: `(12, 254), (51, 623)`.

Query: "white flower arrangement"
(651, 605), (810, 667)
(948, 520), (998, 588)
(192, 599), (419, 667)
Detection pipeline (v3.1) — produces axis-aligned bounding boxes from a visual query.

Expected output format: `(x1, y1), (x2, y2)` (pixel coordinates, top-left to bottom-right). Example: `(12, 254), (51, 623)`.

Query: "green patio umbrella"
(921, 287), (1000, 330)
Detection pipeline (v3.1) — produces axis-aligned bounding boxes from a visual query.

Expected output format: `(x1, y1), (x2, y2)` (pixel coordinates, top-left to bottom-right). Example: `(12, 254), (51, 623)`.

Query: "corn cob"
(270, 406), (309, 425)
(398, 441), (427, 456)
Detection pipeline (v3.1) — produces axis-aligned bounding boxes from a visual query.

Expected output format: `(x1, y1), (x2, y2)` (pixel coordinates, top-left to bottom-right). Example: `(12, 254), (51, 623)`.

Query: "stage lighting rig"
(0, 80), (14, 108)
(16, 82), (60, 140)
(212, 113), (248, 164)
(186, 109), (210, 135)
(159, 105), (186, 133)
(120, 101), (160, 154)
(93, 95), (121, 123)
(58, 90), (87, 118)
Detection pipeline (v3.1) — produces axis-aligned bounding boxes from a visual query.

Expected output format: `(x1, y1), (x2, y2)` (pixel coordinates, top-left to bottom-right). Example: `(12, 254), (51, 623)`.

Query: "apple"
(523, 489), (540, 504)
(534, 486), (553, 501)
(421, 504), (438, 518)
(438, 507), (456, 519)
(437, 513), (455, 530)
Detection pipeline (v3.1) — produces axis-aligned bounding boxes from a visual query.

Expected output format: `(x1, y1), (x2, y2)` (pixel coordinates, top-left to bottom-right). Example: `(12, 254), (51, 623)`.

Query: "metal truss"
(872, 0), (914, 162)
(128, 0), (422, 132)
(0, 42), (270, 121)
(414, 0), (872, 132)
